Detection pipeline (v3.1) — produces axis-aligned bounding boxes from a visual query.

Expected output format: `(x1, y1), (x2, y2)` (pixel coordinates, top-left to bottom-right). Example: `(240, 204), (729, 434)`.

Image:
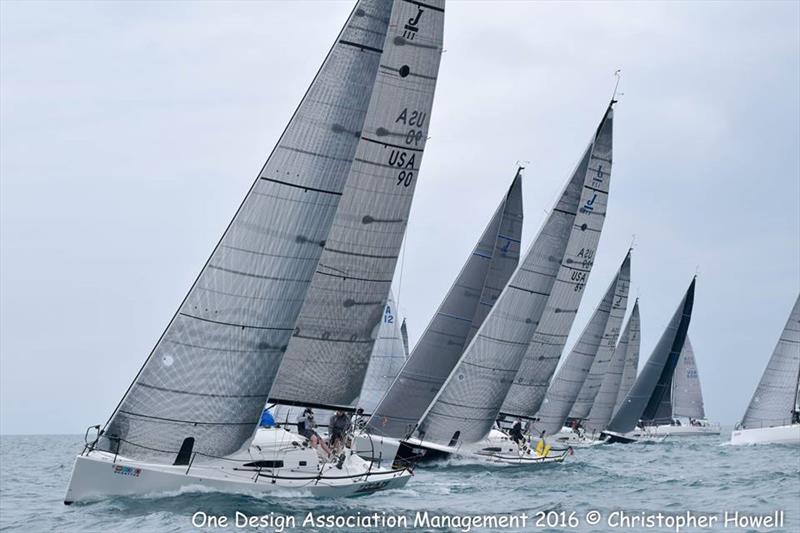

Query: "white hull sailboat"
(65, 0), (444, 504)
(632, 420), (720, 437)
(730, 295), (800, 446)
(66, 428), (409, 504)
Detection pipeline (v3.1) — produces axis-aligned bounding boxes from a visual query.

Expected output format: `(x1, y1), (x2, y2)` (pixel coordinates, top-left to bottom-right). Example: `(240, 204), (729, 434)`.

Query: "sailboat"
(65, 0), (444, 504)
(398, 101), (615, 464)
(601, 278), (696, 444)
(630, 336), (719, 437)
(364, 170), (524, 460)
(730, 294), (800, 445)
(529, 252), (631, 445)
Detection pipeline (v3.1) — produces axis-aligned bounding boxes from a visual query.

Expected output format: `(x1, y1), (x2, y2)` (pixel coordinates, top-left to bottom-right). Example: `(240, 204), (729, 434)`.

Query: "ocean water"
(1, 432), (798, 532)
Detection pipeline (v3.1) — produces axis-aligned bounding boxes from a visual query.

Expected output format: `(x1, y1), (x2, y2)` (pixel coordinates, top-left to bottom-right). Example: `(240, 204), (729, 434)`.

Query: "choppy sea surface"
(1, 432), (798, 532)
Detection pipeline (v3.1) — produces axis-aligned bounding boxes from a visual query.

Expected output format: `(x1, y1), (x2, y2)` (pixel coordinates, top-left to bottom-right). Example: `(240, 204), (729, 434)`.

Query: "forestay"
(740, 294), (800, 429)
(568, 252), (631, 420)
(500, 109), (616, 421)
(367, 173), (523, 439)
(416, 105), (615, 446)
(357, 292), (409, 415)
(533, 251), (631, 437)
(670, 336), (706, 420)
(614, 303), (641, 414)
(270, 0), (445, 408)
(584, 298), (639, 433)
(100, 1), (399, 462)
(606, 278), (695, 434)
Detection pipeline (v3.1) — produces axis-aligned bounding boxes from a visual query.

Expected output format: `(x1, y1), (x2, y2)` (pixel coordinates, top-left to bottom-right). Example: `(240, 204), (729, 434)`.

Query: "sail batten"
(416, 104), (615, 446)
(740, 295), (800, 429)
(367, 173), (523, 438)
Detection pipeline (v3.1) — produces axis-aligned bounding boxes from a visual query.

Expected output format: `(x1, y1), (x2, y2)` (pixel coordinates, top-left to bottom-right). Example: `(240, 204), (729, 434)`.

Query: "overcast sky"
(1, 1), (798, 434)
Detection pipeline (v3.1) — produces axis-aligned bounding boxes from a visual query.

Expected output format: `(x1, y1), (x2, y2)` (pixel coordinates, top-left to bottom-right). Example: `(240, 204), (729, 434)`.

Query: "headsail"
(357, 292), (409, 415)
(740, 294), (800, 429)
(614, 302), (641, 414)
(415, 104), (615, 446)
(670, 336), (706, 420)
(584, 298), (639, 433)
(99, 1), (438, 463)
(367, 172), (523, 438)
(532, 251), (631, 437)
(606, 278), (695, 435)
(269, 0), (445, 408)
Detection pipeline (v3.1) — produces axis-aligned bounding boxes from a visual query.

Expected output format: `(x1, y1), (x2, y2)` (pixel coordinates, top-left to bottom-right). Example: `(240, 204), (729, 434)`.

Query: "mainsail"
(367, 172), (523, 438)
(357, 292), (409, 415)
(269, 0), (445, 409)
(670, 336), (706, 420)
(614, 302), (641, 414)
(533, 251), (631, 437)
(584, 298), (639, 433)
(415, 104), (615, 446)
(740, 294), (800, 429)
(568, 252), (631, 421)
(499, 168), (616, 422)
(606, 278), (695, 435)
(99, 0), (442, 462)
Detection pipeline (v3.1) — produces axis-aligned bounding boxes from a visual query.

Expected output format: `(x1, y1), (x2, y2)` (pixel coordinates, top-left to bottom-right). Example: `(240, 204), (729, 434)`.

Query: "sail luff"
(532, 251), (630, 437)
(613, 302), (641, 414)
(416, 104), (615, 446)
(366, 173), (523, 438)
(740, 294), (800, 429)
(269, 0), (445, 408)
(606, 278), (695, 435)
(99, 1), (406, 463)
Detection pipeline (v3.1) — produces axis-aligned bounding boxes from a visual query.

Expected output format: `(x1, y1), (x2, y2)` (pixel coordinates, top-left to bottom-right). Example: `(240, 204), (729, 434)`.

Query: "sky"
(1, 0), (798, 434)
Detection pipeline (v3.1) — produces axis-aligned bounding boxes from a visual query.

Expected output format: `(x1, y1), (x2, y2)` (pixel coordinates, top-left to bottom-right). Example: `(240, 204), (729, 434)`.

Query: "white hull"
(65, 427), (410, 504)
(403, 429), (571, 465)
(730, 424), (800, 446)
(632, 424), (720, 437)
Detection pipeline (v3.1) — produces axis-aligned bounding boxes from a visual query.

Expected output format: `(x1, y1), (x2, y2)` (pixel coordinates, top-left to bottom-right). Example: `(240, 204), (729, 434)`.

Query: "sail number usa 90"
(391, 107), (426, 187)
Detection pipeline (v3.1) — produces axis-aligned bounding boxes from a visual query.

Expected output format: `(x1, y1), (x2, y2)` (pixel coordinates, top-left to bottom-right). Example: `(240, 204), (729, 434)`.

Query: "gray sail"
(584, 298), (639, 433)
(367, 173), (523, 438)
(400, 318), (410, 357)
(357, 292), (408, 415)
(416, 105), (615, 446)
(533, 251), (631, 437)
(269, 0), (445, 408)
(671, 336), (706, 419)
(568, 253), (631, 420)
(740, 294), (800, 429)
(614, 302), (641, 414)
(606, 278), (695, 435)
(98, 1), (405, 462)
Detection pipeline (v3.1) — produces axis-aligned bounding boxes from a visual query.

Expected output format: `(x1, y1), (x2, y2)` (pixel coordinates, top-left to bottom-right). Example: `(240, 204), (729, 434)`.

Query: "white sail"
(415, 104), (615, 446)
(670, 336), (706, 420)
(584, 298), (639, 433)
(740, 295), (800, 429)
(533, 251), (631, 437)
(357, 292), (409, 415)
(98, 0), (435, 463)
(367, 174), (523, 438)
(614, 302), (641, 414)
(269, 0), (445, 408)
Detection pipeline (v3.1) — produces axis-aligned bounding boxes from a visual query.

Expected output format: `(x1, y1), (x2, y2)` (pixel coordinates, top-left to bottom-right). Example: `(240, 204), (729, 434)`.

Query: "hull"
(400, 429), (571, 465)
(65, 427), (410, 504)
(730, 424), (800, 446)
(632, 424), (720, 437)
